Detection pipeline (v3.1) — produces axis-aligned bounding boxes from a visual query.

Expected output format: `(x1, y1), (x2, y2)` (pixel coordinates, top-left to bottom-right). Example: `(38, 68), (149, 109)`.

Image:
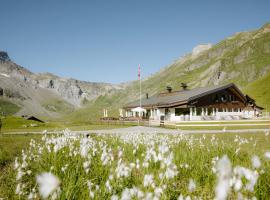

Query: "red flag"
(138, 64), (141, 80)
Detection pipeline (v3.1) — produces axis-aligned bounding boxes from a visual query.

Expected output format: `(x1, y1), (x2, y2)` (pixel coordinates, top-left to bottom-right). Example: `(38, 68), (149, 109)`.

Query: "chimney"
(146, 93), (149, 99)
(166, 86), (172, 93)
(181, 83), (188, 90)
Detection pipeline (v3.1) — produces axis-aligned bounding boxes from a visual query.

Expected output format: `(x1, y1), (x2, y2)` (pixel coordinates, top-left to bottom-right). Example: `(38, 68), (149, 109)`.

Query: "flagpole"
(140, 72), (141, 108)
(139, 64), (142, 124)
(138, 64), (142, 108)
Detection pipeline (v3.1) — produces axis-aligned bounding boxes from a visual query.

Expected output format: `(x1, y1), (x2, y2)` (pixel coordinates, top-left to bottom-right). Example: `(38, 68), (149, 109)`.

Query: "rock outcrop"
(192, 44), (212, 58)
(0, 51), (10, 62)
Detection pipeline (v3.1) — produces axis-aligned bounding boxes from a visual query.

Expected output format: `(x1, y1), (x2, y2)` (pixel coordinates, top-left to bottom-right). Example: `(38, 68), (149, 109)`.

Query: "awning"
(131, 107), (147, 113)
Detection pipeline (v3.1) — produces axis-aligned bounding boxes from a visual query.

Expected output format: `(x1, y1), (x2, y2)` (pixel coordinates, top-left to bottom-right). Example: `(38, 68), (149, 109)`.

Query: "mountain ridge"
(0, 54), (125, 118)
(65, 23), (270, 122)
(1, 23), (270, 121)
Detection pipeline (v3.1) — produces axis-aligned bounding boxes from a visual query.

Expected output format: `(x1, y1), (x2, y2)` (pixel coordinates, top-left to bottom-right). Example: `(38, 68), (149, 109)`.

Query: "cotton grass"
(12, 129), (270, 199)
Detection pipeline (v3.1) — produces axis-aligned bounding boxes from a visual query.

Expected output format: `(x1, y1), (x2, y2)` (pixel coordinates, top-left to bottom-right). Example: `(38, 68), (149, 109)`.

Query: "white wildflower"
(185, 195), (191, 200)
(15, 183), (22, 195)
(144, 174), (154, 187)
(234, 178), (242, 191)
(28, 192), (35, 199)
(14, 157), (19, 169)
(188, 179), (196, 192)
(233, 166), (258, 192)
(16, 168), (24, 181)
(106, 180), (112, 192)
(215, 155), (232, 200)
(235, 148), (240, 155)
(154, 187), (163, 197)
(36, 172), (60, 199)
(121, 188), (132, 200)
(177, 194), (184, 200)
(83, 161), (91, 173)
(111, 194), (119, 200)
(251, 155), (261, 169)
(264, 151), (270, 159)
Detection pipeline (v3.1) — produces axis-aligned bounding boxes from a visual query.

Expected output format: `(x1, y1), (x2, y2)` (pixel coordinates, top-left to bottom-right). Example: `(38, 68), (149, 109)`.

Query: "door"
(165, 108), (171, 120)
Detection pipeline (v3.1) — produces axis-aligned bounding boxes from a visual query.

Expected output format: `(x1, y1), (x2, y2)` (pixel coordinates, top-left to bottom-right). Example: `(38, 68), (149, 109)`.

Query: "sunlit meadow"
(8, 130), (270, 199)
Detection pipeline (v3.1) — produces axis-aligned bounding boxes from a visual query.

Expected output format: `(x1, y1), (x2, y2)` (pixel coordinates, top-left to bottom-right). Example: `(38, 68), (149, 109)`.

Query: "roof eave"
(188, 83), (246, 103)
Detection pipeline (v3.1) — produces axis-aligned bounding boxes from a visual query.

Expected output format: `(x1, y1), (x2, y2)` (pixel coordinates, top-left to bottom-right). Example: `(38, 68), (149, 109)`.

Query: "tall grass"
(2, 130), (270, 199)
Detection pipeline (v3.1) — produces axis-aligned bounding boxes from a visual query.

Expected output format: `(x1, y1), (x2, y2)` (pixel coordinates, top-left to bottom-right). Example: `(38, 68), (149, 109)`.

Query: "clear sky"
(1, 0), (270, 84)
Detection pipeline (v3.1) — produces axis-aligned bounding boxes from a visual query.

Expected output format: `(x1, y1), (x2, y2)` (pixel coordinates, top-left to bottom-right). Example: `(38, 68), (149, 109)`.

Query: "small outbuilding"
(22, 115), (45, 123)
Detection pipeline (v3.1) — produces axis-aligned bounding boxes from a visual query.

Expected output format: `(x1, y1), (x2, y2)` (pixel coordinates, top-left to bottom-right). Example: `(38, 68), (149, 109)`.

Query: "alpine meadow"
(1, 1), (270, 200)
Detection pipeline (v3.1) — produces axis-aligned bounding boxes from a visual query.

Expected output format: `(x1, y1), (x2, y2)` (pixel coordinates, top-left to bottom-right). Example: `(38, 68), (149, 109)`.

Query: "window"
(196, 108), (202, 116)
(175, 108), (182, 116)
(175, 108), (189, 116)
(214, 94), (219, 102)
(221, 95), (227, 102)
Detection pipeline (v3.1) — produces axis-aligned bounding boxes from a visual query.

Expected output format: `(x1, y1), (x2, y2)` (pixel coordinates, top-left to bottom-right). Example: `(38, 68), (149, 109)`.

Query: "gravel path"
(3, 126), (270, 135)
(86, 126), (270, 135)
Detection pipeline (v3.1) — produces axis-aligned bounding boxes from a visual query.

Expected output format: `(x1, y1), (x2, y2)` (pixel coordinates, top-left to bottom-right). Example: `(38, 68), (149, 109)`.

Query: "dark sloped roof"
(124, 83), (245, 108)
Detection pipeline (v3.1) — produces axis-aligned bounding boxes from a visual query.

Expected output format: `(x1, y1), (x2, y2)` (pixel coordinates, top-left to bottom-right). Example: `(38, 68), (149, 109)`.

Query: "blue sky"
(1, 0), (270, 83)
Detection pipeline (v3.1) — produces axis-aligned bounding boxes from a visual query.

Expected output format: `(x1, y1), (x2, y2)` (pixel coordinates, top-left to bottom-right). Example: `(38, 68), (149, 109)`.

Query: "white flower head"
(143, 174), (154, 187)
(264, 151), (270, 159)
(215, 155), (232, 200)
(111, 194), (119, 200)
(251, 155), (261, 169)
(36, 172), (60, 199)
(188, 179), (196, 192)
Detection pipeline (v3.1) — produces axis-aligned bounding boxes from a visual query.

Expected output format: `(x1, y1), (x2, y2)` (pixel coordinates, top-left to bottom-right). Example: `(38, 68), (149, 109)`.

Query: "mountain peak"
(0, 51), (11, 62)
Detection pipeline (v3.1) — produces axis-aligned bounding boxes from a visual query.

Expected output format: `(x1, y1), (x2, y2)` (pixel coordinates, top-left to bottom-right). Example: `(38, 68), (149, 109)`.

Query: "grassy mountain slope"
(66, 23), (270, 122)
(0, 98), (20, 116)
(244, 70), (270, 110)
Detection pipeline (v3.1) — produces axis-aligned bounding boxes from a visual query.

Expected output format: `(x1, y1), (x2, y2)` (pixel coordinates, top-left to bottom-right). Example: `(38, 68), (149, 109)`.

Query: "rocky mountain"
(66, 23), (270, 122)
(0, 53), (123, 118)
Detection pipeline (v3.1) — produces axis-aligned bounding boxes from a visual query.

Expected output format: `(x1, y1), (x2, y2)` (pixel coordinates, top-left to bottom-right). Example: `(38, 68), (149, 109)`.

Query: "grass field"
(167, 125), (270, 131)
(0, 116), (137, 133)
(0, 134), (42, 198)
(1, 130), (270, 199)
(163, 120), (270, 131)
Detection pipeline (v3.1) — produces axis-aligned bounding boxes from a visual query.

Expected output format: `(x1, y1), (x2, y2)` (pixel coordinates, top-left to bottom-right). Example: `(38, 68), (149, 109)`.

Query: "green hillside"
(244, 71), (270, 111)
(65, 23), (270, 121)
(0, 98), (20, 116)
(42, 99), (75, 114)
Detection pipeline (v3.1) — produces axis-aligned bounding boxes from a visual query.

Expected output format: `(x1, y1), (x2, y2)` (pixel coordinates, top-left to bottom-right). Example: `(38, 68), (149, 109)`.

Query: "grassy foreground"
(0, 134), (42, 198)
(1, 130), (270, 199)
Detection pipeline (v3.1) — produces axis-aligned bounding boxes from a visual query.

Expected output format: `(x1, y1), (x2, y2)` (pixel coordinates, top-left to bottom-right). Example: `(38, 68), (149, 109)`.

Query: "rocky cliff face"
(32, 73), (120, 106)
(0, 54), (124, 117)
